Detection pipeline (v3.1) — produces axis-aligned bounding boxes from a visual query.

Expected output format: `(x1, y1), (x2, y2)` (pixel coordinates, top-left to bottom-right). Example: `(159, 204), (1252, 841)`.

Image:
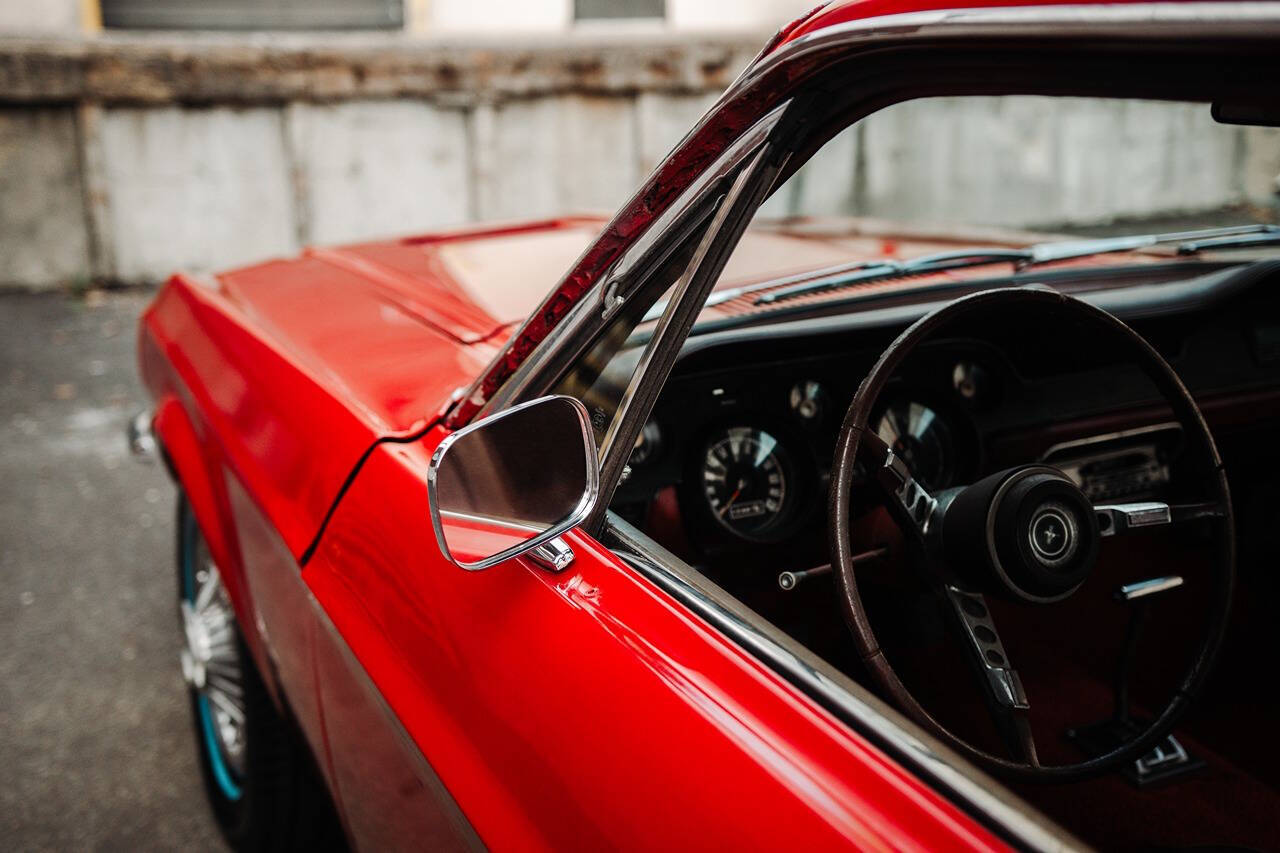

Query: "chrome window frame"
(470, 101), (792, 425)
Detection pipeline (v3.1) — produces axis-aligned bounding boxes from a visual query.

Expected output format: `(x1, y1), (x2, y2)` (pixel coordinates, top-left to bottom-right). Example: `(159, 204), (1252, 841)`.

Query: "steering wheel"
(829, 288), (1234, 782)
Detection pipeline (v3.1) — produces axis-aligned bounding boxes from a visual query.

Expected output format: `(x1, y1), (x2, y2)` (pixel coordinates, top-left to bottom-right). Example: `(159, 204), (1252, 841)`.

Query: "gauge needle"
(718, 486), (743, 518)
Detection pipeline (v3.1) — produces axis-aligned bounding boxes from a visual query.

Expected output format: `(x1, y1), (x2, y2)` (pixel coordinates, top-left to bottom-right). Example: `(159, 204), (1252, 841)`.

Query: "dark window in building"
(101, 0), (403, 30)
(574, 0), (666, 20)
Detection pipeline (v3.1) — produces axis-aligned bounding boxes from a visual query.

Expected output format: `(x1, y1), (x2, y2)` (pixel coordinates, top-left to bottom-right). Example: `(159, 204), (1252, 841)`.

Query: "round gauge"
(701, 426), (793, 539)
(874, 400), (954, 492)
(789, 380), (827, 422)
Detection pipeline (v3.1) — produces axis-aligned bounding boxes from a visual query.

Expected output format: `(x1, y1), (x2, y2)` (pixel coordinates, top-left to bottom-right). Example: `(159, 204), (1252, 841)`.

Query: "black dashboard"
(610, 260), (1280, 580)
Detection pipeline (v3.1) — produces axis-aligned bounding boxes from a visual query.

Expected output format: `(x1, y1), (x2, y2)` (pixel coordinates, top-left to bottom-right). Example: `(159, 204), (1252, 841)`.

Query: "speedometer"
(874, 400), (954, 492)
(701, 426), (793, 539)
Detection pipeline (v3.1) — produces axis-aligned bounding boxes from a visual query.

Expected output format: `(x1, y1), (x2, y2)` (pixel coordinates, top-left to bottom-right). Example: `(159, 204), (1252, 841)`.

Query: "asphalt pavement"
(0, 290), (225, 851)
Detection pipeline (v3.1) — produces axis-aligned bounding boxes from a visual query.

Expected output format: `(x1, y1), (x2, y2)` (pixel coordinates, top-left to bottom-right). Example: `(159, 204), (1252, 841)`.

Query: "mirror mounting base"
(528, 536), (575, 572)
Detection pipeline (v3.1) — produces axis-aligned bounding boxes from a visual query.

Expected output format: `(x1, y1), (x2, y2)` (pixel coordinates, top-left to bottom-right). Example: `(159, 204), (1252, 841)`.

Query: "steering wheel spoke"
(943, 585), (1041, 765)
(862, 430), (939, 542)
(944, 586), (1029, 711)
(1094, 500), (1226, 537)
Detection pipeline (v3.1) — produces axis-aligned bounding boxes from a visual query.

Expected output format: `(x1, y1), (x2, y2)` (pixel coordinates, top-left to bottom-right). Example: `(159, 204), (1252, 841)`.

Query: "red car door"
(301, 426), (1011, 851)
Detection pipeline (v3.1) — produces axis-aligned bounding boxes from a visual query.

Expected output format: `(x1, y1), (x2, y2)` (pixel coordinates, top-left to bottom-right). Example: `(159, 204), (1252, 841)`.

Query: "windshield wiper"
(1026, 223), (1280, 264)
(752, 223), (1280, 306)
(752, 249), (1032, 305)
(1175, 229), (1280, 254)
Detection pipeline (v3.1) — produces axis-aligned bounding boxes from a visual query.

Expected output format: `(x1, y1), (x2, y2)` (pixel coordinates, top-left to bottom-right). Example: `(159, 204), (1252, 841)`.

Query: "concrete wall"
(418, 0), (812, 33)
(0, 107), (91, 285)
(0, 1), (83, 35)
(0, 0), (813, 37)
(0, 35), (1277, 289)
(772, 97), (1280, 228)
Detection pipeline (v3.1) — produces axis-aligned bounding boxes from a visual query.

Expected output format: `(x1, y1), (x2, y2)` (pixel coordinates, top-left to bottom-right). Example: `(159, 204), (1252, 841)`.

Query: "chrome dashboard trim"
(1039, 422), (1182, 462)
(603, 511), (1080, 853)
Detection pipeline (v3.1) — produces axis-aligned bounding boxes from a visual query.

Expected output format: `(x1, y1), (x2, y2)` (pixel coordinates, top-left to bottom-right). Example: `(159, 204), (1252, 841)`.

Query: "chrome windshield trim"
(598, 149), (767, 463)
(604, 511), (1081, 853)
(746, 3), (1280, 89)
(472, 101), (790, 424)
(606, 100), (791, 313)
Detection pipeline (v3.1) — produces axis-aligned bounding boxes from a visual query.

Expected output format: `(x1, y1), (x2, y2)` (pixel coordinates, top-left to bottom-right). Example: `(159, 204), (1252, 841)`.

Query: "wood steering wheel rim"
(828, 287), (1235, 782)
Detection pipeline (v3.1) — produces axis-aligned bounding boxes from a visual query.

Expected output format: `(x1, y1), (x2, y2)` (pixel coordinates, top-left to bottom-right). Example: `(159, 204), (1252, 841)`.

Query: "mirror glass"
(430, 395), (597, 569)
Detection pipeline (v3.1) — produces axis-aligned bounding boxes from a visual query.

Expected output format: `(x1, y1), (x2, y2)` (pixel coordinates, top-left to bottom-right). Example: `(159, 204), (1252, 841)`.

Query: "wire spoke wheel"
(175, 497), (349, 851)
(181, 514), (247, 799)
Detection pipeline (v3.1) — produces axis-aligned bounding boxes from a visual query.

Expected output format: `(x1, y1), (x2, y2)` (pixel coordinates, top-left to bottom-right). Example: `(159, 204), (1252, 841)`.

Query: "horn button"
(1028, 503), (1076, 565)
(941, 466), (1099, 603)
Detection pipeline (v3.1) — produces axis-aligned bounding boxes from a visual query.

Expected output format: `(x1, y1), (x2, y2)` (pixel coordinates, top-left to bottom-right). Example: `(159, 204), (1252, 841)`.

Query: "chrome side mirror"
(427, 395), (598, 570)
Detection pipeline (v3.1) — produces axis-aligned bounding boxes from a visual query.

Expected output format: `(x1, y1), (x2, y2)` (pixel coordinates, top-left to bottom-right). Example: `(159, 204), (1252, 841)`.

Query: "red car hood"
(210, 214), (1183, 438)
(304, 217), (611, 345)
(276, 215), (1154, 347)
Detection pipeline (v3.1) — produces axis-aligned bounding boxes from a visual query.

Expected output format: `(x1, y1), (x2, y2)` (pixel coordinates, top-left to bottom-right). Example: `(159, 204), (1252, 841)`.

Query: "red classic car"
(134, 1), (1280, 849)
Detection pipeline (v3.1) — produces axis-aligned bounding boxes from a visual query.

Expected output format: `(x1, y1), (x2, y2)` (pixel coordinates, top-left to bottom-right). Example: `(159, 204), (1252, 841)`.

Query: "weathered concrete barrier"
(1, 33), (1276, 289)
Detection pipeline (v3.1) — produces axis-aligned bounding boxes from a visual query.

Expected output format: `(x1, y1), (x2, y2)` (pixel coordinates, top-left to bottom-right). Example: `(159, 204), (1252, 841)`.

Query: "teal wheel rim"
(182, 511), (244, 801)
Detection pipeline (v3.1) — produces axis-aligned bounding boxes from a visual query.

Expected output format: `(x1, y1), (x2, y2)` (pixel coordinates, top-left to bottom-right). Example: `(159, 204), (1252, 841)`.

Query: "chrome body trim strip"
(219, 465), (486, 851)
(604, 511), (1080, 852)
(301, 574), (488, 853)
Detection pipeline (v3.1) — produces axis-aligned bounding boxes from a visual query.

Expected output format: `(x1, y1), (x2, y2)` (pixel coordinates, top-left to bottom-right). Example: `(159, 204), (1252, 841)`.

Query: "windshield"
(557, 94), (1280, 451)
(689, 95), (1280, 325)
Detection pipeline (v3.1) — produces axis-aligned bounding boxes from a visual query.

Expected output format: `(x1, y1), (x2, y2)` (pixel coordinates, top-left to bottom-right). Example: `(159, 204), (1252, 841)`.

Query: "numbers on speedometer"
(702, 426), (793, 540)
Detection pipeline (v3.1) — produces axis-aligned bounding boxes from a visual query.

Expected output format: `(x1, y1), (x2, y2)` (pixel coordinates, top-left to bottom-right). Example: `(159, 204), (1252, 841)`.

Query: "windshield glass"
(690, 95), (1280, 325)
(556, 94), (1280, 454)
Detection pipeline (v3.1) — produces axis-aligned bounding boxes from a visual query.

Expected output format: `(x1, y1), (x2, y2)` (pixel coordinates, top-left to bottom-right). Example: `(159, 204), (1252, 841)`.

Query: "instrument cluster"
(614, 341), (1003, 564)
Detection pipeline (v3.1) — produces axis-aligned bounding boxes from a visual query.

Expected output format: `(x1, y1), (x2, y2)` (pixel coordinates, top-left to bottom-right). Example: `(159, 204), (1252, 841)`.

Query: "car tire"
(177, 497), (347, 852)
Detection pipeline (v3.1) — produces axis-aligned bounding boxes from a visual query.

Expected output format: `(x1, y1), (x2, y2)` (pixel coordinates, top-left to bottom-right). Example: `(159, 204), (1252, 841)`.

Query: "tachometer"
(701, 426), (793, 539)
(874, 400), (954, 491)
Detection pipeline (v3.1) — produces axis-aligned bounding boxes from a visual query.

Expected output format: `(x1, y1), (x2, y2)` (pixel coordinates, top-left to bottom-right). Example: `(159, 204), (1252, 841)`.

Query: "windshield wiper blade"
(1027, 223), (1280, 265)
(750, 224), (1279, 307)
(753, 248), (1030, 305)
(1176, 229), (1280, 254)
